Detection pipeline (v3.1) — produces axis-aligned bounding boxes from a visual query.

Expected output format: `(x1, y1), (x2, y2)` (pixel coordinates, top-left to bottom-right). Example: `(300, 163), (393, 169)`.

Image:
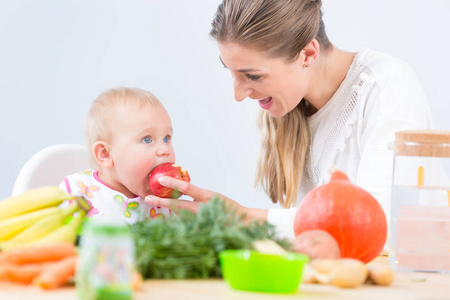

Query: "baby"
(59, 87), (174, 223)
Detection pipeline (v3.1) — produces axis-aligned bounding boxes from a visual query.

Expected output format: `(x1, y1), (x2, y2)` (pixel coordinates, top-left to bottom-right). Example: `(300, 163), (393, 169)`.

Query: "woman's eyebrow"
(219, 56), (261, 72)
(219, 56), (228, 69)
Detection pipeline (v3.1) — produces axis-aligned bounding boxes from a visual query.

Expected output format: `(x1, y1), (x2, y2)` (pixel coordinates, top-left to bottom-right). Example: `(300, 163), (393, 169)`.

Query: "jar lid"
(395, 130), (450, 157)
(83, 220), (131, 236)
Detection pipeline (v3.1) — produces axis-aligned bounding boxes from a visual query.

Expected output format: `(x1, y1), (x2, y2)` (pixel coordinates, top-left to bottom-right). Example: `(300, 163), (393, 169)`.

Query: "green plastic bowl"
(219, 249), (309, 294)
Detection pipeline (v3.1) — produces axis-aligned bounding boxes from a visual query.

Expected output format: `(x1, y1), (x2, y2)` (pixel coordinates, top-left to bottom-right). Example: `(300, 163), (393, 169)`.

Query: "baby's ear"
(92, 141), (113, 168)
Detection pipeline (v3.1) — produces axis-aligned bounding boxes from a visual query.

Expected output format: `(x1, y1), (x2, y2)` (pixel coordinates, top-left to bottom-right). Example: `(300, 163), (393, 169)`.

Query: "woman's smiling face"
(218, 42), (310, 118)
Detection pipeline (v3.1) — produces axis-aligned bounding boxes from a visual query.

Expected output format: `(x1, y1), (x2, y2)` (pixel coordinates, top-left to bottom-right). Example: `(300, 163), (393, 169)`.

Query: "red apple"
(148, 163), (191, 198)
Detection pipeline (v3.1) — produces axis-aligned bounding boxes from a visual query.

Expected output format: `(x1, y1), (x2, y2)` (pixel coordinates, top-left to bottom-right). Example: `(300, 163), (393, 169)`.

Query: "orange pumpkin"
(293, 170), (387, 263)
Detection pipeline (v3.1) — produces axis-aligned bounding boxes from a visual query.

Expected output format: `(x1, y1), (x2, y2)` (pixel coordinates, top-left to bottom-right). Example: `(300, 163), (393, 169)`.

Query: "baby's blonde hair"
(84, 87), (164, 166)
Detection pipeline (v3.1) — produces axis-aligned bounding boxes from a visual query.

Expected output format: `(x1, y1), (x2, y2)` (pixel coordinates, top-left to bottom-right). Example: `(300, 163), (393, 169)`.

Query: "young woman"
(145, 0), (433, 239)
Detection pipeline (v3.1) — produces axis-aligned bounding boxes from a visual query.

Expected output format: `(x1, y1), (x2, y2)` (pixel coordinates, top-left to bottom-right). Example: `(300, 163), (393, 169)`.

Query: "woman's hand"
(145, 175), (217, 213)
(144, 176), (268, 222)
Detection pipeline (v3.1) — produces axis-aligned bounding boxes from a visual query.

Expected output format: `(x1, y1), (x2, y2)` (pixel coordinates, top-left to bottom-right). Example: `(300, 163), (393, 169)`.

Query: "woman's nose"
(233, 79), (253, 102)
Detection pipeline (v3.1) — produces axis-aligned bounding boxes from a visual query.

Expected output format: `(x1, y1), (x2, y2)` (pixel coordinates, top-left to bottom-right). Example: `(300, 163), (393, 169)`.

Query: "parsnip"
(302, 263), (332, 284)
(252, 239), (287, 255)
(302, 264), (319, 284)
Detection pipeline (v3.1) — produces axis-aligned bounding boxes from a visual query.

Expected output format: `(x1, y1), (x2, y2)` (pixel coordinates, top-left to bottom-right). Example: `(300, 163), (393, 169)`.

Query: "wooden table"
(1, 257), (449, 300)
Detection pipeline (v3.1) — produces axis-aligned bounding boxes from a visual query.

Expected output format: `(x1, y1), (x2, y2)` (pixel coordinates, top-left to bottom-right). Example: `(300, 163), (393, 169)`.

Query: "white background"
(1, 1), (449, 205)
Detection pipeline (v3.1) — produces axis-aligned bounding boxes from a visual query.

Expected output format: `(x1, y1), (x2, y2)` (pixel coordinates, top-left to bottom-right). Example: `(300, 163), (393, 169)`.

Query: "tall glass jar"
(390, 130), (450, 273)
(76, 220), (135, 300)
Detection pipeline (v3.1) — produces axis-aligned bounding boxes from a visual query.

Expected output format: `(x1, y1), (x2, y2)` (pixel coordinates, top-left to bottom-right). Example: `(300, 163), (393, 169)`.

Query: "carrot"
(33, 255), (77, 289)
(132, 272), (143, 291)
(0, 264), (8, 280)
(0, 262), (55, 284)
(0, 242), (76, 265)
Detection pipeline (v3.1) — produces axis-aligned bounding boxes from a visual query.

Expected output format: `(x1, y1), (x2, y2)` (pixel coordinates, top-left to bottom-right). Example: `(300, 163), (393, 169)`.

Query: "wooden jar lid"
(395, 130), (450, 157)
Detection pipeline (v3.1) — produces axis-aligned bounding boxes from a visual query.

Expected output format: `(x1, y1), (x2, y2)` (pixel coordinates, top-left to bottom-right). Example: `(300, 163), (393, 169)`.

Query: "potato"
(310, 259), (342, 275)
(306, 258), (368, 287)
(366, 262), (394, 286)
(330, 258), (368, 288)
(293, 229), (341, 260)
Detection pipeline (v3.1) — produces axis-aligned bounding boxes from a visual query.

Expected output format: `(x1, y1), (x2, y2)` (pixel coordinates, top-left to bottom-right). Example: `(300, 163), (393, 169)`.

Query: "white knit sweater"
(267, 48), (433, 240)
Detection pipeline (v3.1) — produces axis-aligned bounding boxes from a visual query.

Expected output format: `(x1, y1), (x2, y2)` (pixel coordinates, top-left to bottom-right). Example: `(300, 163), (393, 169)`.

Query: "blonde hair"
(210, 0), (331, 207)
(84, 87), (164, 166)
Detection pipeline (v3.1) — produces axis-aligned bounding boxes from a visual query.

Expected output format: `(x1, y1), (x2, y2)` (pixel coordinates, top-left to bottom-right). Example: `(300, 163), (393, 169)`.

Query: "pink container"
(390, 130), (450, 273)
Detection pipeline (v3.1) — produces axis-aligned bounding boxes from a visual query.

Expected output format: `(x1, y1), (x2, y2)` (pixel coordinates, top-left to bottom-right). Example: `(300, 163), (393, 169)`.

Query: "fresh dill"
(130, 196), (290, 279)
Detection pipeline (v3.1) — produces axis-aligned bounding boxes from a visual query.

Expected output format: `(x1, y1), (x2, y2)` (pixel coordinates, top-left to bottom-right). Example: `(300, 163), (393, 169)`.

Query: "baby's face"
(108, 103), (175, 198)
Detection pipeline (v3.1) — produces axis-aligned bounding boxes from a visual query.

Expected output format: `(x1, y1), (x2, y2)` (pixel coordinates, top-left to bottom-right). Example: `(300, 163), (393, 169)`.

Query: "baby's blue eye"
(163, 136), (169, 143)
(142, 137), (152, 144)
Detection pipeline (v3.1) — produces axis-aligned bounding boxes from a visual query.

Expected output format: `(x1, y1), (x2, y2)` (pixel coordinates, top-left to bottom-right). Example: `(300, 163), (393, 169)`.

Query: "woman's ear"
(92, 141), (114, 168)
(300, 38), (320, 68)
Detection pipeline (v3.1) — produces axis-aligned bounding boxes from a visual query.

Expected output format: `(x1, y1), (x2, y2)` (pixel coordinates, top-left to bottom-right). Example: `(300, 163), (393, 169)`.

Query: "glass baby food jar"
(76, 220), (136, 300)
(390, 130), (450, 273)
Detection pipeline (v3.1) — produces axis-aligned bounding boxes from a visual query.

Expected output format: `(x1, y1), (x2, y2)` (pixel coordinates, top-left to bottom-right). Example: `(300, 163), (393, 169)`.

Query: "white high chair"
(12, 143), (90, 196)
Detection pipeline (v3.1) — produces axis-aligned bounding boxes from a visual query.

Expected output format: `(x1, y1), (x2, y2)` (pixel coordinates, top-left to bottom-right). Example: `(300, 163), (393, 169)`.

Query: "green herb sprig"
(130, 196), (290, 279)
